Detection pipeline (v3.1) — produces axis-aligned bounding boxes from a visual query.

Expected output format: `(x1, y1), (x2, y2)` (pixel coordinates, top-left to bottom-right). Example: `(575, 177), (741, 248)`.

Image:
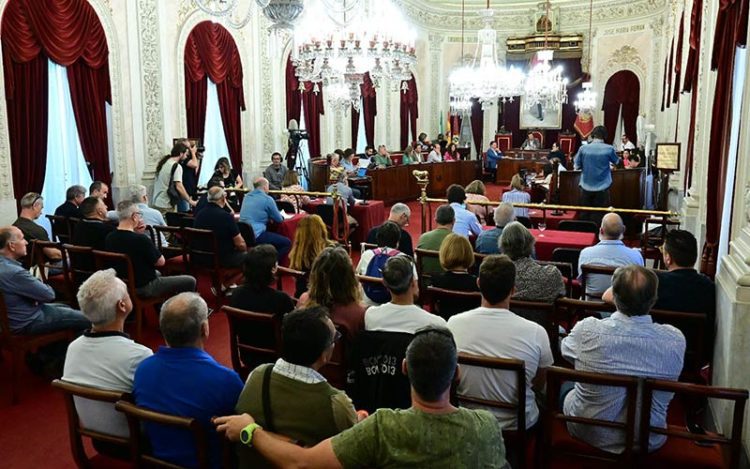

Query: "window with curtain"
(199, 78), (232, 186)
(39, 59), (93, 235)
(297, 101), (311, 189)
(356, 97), (367, 154)
(718, 47), (748, 266)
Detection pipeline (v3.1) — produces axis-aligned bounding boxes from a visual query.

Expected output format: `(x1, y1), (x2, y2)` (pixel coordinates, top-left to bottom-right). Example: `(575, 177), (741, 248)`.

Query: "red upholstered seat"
(642, 428), (726, 469)
(549, 418), (620, 460)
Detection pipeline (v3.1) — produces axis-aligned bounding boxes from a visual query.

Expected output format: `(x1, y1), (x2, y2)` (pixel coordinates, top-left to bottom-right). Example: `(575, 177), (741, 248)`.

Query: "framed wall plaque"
(655, 142), (681, 171)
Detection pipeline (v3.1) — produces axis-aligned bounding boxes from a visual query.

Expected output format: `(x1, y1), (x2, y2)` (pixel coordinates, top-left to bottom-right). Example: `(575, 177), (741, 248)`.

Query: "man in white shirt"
(365, 256), (446, 333)
(448, 254), (552, 430)
(620, 134), (636, 151)
(62, 269), (153, 439)
(427, 143), (443, 163)
(578, 212), (644, 298)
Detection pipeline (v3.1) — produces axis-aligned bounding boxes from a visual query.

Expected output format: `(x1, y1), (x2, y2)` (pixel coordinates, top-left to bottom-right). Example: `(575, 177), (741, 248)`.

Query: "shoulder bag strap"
(262, 364), (276, 433)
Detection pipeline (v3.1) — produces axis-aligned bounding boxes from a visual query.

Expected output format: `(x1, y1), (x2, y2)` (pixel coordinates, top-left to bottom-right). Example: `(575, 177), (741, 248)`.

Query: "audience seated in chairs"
(230, 245), (295, 368)
(502, 174), (531, 219)
(365, 256), (445, 333)
(233, 306), (364, 468)
(133, 292), (243, 468)
(194, 186), (248, 268)
(447, 184), (482, 238)
(416, 204), (454, 276)
(289, 215), (336, 297)
(501, 221), (564, 303)
(464, 180), (491, 224)
(475, 202), (515, 255)
(299, 246), (366, 341)
(124, 184), (169, 245)
(104, 201), (196, 299)
(430, 234), (479, 320)
(366, 203), (414, 257)
(578, 212), (644, 299)
(561, 265), (685, 454)
(61, 269), (152, 445)
(0, 226), (89, 373)
(71, 196), (115, 250)
(13, 192), (63, 263)
(215, 327), (508, 468)
(238, 177), (291, 262)
(448, 254), (553, 431)
(54, 185), (86, 219)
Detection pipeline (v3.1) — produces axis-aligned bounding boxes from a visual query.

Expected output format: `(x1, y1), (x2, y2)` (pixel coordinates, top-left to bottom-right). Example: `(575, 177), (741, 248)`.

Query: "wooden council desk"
(496, 150), (550, 185)
(557, 169), (646, 209)
(310, 160), (480, 205)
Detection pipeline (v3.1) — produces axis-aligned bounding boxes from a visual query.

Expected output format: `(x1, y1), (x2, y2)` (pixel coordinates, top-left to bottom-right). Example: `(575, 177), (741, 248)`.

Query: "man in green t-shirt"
(416, 204), (455, 277)
(215, 327), (507, 469)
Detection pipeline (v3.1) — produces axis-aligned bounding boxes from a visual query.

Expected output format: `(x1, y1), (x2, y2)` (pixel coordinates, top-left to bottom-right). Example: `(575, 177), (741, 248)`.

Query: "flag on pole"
(446, 112), (451, 139)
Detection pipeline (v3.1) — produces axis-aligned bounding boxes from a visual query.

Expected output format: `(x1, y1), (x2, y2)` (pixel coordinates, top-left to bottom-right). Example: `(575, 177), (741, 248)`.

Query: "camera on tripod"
(289, 129), (309, 143)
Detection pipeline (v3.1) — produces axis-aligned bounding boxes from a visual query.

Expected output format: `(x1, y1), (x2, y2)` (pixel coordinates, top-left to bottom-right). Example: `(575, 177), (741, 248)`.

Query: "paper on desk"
(282, 212), (295, 220)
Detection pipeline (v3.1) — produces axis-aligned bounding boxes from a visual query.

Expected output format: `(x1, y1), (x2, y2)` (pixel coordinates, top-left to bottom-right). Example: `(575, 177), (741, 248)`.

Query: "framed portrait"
(519, 98), (563, 129)
(655, 142), (681, 171)
(172, 137), (201, 149)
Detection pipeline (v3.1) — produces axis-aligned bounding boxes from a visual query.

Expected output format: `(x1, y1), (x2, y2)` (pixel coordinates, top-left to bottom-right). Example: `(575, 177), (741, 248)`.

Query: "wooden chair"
(558, 220), (599, 233)
(455, 353), (530, 469)
(276, 265), (306, 301)
(237, 222), (257, 248)
(554, 298), (616, 365)
(541, 366), (639, 468)
(317, 201), (350, 245)
(530, 130), (544, 148)
(538, 260), (574, 297)
(650, 308), (709, 381)
(414, 248), (441, 295)
(0, 290), (75, 404)
(222, 306), (282, 380)
(639, 379), (748, 469)
(319, 325), (348, 390)
(30, 240), (72, 302)
(183, 228), (243, 306)
(551, 248), (582, 278)
(640, 217), (681, 269)
(51, 379), (131, 467)
(425, 286), (481, 320)
(579, 264), (618, 300)
(153, 225), (189, 275)
(115, 400), (216, 469)
(165, 211), (194, 229)
(92, 250), (171, 341)
(62, 244), (96, 291)
(509, 298), (559, 358)
(46, 214), (72, 243)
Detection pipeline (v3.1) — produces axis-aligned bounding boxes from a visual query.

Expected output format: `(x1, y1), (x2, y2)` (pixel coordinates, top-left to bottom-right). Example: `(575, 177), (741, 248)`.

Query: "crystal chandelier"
(195, 1), (304, 30)
(523, 49), (569, 109)
(448, 2), (525, 111)
(523, 0), (569, 110)
(574, 0), (597, 113)
(292, 0), (416, 109)
(327, 79), (362, 114)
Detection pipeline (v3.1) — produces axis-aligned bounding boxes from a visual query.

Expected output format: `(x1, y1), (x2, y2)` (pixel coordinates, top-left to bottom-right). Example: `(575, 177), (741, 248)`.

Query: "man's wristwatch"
(240, 423), (262, 446)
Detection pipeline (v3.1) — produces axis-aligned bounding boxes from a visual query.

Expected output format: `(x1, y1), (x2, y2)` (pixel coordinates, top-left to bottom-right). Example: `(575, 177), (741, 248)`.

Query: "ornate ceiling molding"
(396, 0), (668, 32)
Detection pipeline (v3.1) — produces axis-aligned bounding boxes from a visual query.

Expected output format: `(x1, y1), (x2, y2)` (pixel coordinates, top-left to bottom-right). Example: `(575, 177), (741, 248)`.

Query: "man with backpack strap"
(364, 256), (446, 333)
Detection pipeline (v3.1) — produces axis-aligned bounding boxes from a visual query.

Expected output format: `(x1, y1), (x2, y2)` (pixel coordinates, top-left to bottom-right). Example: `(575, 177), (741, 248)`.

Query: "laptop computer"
(357, 167), (368, 177)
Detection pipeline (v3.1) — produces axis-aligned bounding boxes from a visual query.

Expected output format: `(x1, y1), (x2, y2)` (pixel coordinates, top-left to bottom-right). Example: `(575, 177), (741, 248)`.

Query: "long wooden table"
(310, 160), (480, 205)
(496, 151), (550, 185)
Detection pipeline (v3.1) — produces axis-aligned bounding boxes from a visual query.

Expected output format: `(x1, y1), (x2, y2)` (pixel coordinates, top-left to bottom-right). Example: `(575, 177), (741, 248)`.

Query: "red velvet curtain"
(682, 0), (704, 192)
(184, 21), (245, 170)
(285, 57), (324, 158)
(661, 55), (669, 112)
(701, 0), (749, 276)
(399, 77), (418, 149)
(666, 39), (674, 109)
(2, 0), (111, 198)
(351, 73), (376, 149)
(672, 13), (685, 104)
(602, 71), (640, 144)
(470, 98), (484, 155)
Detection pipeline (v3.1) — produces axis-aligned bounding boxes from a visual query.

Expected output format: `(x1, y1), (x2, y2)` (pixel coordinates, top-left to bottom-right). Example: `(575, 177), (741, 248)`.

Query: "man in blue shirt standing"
(447, 184), (482, 237)
(573, 126), (619, 223)
(134, 292), (243, 468)
(485, 140), (503, 177)
(239, 177), (291, 261)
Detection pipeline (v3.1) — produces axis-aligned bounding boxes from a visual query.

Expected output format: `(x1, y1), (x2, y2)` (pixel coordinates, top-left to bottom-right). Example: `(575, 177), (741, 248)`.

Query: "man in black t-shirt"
(72, 197), (115, 250)
(104, 201), (196, 298)
(177, 138), (201, 212)
(54, 185), (86, 219)
(13, 192), (63, 262)
(194, 187), (248, 268)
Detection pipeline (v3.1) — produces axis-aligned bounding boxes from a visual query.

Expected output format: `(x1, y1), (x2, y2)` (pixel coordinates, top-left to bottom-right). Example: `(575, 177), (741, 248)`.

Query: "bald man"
(238, 177), (291, 261)
(577, 213), (644, 298)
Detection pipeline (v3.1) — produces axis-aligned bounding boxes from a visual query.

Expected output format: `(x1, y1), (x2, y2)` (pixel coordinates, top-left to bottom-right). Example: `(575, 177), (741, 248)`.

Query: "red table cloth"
(527, 209), (578, 230)
(269, 212), (307, 240)
(529, 229), (596, 261)
(304, 199), (385, 245)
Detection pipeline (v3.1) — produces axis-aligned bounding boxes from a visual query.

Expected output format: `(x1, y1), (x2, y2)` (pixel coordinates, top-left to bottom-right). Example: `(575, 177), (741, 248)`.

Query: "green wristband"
(240, 422), (261, 446)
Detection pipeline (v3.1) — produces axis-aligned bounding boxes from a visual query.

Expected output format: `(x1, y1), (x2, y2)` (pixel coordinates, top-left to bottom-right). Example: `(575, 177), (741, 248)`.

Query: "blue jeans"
(256, 231), (292, 261)
(176, 199), (191, 213)
(22, 303), (90, 335)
